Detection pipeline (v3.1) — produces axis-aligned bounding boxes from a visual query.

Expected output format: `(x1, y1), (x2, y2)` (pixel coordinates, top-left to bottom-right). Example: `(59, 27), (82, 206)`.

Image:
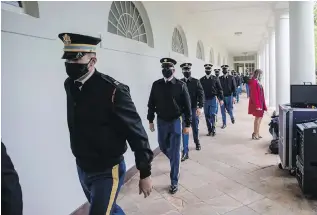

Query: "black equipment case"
(278, 104), (317, 172)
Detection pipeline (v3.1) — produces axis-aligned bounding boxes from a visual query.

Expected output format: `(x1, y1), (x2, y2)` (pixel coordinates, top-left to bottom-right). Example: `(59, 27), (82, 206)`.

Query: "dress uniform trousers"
(246, 83), (250, 98)
(220, 96), (234, 125)
(236, 86), (241, 103)
(77, 160), (126, 215)
(157, 118), (182, 186)
(204, 97), (218, 133)
(182, 108), (199, 155)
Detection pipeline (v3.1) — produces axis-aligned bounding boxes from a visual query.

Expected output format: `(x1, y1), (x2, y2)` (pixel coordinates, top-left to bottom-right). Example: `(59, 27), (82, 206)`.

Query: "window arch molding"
(107, 1), (154, 48)
(171, 25), (189, 57)
(196, 40), (205, 60)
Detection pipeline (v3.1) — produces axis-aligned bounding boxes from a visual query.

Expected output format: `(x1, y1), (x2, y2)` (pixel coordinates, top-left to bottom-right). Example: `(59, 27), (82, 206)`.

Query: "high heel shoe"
(252, 133), (259, 140)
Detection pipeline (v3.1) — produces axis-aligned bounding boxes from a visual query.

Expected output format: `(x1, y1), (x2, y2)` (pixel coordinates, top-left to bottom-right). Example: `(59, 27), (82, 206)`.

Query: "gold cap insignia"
(63, 34), (71, 45)
(76, 52), (83, 59)
(185, 64), (188, 67)
(164, 59), (167, 62)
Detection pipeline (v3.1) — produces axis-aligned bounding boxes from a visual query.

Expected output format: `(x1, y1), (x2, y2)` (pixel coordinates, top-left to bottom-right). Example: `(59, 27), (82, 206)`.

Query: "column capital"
(273, 2), (289, 18)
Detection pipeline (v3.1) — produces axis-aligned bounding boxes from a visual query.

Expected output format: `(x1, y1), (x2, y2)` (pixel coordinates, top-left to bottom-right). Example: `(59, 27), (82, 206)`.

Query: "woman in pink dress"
(248, 69), (267, 140)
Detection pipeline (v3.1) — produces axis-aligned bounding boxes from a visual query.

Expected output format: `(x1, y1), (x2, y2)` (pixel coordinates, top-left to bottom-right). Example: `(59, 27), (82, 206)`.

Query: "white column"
(275, 10), (290, 111)
(265, 40), (270, 102)
(261, 45), (266, 86)
(289, 1), (315, 84)
(269, 29), (276, 108)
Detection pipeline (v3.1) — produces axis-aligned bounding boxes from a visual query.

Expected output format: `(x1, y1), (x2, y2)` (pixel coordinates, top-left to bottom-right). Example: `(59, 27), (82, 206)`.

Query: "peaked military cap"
(204, 64), (213, 69)
(214, 69), (221, 72)
(221, 65), (229, 69)
(180, 63), (192, 69)
(160, 58), (177, 67)
(58, 33), (101, 60)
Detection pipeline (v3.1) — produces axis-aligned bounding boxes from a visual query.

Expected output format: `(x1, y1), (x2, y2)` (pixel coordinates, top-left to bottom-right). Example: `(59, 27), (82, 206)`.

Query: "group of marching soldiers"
(149, 57), (248, 194)
(1, 33), (254, 215)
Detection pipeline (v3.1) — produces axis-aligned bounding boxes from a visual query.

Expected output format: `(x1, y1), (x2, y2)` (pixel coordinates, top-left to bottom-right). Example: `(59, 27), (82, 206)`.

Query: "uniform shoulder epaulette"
(100, 73), (122, 88)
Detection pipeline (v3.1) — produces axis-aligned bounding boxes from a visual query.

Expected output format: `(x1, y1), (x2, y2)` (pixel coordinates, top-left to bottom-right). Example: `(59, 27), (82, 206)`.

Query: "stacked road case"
(278, 104), (317, 174)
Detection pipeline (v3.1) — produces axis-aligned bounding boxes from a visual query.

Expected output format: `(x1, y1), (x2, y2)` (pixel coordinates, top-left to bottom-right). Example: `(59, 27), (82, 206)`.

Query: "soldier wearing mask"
(200, 64), (224, 136)
(243, 72), (251, 98)
(179, 63), (204, 162)
(219, 65), (237, 129)
(60, 33), (154, 214)
(147, 58), (191, 194)
(214, 69), (221, 122)
(232, 70), (242, 103)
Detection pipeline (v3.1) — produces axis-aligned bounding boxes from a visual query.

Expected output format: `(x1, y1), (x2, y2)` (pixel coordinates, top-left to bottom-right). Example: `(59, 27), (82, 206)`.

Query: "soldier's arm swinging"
(113, 85), (154, 179)
(147, 83), (156, 123)
(196, 80), (205, 108)
(182, 84), (192, 127)
(216, 78), (224, 101)
(232, 77), (237, 97)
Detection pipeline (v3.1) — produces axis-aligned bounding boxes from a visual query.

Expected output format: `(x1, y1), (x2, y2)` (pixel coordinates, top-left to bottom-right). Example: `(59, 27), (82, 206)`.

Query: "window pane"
(2, 1), (21, 7)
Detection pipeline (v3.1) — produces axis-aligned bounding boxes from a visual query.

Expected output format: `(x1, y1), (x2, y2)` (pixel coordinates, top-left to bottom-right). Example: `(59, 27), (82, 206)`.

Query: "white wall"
(1, 2), (229, 215)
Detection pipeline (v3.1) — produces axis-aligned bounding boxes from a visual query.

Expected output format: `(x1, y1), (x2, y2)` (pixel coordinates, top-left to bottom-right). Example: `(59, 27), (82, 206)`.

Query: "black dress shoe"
(181, 153), (189, 162)
(231, 118), (235, 124)
(196, 144), (201, 151)
(169, 185), (178, 194)
(207, 132), (212, 136)
(221, 124), (227, 129)
(211, 131), (216, 137)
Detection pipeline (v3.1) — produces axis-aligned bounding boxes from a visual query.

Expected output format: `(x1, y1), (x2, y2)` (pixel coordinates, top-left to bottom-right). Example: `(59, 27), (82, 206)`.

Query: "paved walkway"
(117, 94), (317, 215)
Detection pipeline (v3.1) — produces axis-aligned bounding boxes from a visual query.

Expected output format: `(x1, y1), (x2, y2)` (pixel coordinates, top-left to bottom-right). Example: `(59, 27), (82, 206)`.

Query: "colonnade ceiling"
(159, 1), (284, 56)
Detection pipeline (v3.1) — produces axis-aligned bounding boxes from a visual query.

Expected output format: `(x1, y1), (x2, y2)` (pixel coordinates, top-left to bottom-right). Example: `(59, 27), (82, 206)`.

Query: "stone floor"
(117, 94), (317, 215)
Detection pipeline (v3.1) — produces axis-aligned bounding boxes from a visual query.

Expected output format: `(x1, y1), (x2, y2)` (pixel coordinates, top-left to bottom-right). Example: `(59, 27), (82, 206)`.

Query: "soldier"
(200, 64), (224, 136)
(147, 58), (191, 194)
(1, 142), (23, 215)
(243, 72), (251, 98)
(232, 70), (242, 103)
(59, 33), (153, 215)
(219, 65), (237, 129)
(214, 69), (221, 122)
(180, 63), (204, 162)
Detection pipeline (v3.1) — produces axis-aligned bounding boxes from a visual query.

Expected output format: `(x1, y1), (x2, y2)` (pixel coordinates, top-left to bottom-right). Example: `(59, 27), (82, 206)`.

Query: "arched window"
(107, 1), (154, 47)
(196, 40), (205, 60)
(172, 28), (184, 55)
(210, 48), (214, 64)
(217, 53), (221, 66)
(171, 26), (188, 56)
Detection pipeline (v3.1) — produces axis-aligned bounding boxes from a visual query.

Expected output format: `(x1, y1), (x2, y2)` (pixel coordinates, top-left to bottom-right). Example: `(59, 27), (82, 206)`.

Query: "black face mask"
(183, 71), (191, 78)
(205, 70), (211, 75)
(162, 68), (173, 79)
(65, 59), (92, 80)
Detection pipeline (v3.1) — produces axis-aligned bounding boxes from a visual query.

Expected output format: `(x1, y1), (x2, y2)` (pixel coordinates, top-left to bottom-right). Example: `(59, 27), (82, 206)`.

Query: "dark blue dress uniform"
(200, 64), (224, 136)
(233, 71), (242, 103)
(219, 65), (237, 129)
(59, 33), (153, 215)
(1, 142), (23, 215)
(180, 63), (204, 161)
(214, 69), (221, 117)
(147, 58), (191, 194)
